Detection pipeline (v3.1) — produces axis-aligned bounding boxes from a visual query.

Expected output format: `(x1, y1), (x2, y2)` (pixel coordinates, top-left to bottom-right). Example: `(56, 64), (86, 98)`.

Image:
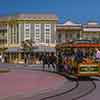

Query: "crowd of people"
(57, 47), (100, 73)
(39, 47), (100, 73)
(0, 47), (100, 74)
(39, 53), (57, 71)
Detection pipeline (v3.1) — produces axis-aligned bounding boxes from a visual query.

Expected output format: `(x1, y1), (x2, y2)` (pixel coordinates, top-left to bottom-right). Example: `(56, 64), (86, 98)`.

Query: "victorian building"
(82, 21), (100, 40)
(56, 21), (82, 43)
(56, 21), (100, 43)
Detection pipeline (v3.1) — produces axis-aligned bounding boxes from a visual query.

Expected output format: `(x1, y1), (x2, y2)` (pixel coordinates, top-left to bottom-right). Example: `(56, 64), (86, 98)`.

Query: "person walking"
(4, 54), (7, 63)
(28, 54), (31, 64)
(39, 54), (43, 64)
(48, 53), (57, 71)
(42, 54), (49, 71)
(24, 54), (27, 64)
(56, 53), (63, 73)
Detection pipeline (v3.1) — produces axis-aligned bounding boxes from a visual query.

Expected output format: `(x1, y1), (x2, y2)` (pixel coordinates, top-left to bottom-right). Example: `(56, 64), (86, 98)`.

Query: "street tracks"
(17, 67), (96, 100)
(40, 77), (96, 100)
(0, 65), (96, 100)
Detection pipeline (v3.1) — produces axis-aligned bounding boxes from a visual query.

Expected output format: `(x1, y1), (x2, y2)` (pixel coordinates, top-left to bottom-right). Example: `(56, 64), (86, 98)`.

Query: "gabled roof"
(63, 20), (81, 26)
(87, 21), (98, 26)
(83, 21), (100, 32)
(57, 20), (81, 30)
(83, 21), (100, 28)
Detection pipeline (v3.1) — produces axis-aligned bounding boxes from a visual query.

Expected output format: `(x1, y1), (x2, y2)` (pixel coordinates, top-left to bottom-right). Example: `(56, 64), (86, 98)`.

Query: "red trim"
(57, 43), (100, 48)
(70, 44), (100, 47)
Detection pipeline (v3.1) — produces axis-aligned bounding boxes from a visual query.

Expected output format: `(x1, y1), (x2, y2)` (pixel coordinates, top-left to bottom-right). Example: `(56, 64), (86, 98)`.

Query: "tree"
(21, 39), (36, 63)
(21, 39), (33, 52)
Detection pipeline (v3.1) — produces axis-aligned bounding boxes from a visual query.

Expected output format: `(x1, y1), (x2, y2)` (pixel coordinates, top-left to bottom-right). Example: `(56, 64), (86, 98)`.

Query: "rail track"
(23, 68), (96, 100)
(40, 78), (96, 100)
(14, 66), (96, 100)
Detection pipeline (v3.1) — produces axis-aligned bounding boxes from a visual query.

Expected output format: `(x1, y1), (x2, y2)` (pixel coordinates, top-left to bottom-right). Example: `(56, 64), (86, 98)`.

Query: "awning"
(5, 47), (22, 53)
(5, 47), (56, 53)
(33, 47), (56, 52)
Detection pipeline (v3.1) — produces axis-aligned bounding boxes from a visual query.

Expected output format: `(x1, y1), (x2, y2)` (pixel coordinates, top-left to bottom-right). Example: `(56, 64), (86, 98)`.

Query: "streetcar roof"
(56, 40), (100, 48)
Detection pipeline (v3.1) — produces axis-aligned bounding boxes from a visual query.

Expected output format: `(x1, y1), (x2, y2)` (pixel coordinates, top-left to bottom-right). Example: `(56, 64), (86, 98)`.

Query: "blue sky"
(0, 0), (100, 23)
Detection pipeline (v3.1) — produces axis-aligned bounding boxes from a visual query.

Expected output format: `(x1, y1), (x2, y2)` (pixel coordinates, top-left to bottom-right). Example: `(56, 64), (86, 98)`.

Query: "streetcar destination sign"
(79, 64), (99, 73)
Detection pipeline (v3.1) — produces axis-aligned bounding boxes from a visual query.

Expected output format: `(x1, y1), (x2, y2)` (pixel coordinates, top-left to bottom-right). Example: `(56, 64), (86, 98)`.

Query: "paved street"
(0, 63), (100, 100)
(0, 63), (76, 100)
(79, 77), (100, 100)
(0, 70), (67, 99)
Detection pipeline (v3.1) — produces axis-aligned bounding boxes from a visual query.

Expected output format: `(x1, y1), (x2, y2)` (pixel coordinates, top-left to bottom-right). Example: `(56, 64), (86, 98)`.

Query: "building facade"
(82, 22), (100, 40)
(56, 21), (100, 43)
(0, 14), (58, 63)
(56, 21), (82, 43)
(0, 13), (57, 49)
(0, 14), (100, 63)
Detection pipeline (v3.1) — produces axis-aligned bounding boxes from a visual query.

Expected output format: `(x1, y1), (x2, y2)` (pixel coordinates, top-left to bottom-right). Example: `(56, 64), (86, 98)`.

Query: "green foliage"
(21, 40), (33, 53)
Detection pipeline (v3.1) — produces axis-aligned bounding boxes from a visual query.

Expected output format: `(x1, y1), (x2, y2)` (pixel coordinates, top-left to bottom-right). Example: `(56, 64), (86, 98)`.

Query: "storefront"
(4, 47), (56, 64)
(5, 47), (22, 63)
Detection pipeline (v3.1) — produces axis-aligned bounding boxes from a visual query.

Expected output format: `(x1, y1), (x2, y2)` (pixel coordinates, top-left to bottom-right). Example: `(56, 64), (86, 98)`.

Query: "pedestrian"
(1, 54), (4, 63)
(56, 53), (63, 73)
(39, 54), (43, 64)
(4, 54), (7, 63)
(41, 54), (49, 71)
(24, 54), (27, 64)
(48, 53), (57, 71)
(0, 54), (2, 63)
(28, 54), (31, 64)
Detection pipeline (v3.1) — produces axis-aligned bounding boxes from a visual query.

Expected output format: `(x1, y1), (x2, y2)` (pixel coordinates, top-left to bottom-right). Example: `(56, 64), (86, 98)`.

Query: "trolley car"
(56, 40), (100, 77)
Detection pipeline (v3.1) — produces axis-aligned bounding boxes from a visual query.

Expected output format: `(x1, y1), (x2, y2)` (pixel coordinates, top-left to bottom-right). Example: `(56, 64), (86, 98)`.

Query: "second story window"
(44, 24), (51, 43)
(24, 24), (31, 40)
(34, 24), (41, 42)
(25, 24), (30, 29)
(44, 24), (51, 33)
